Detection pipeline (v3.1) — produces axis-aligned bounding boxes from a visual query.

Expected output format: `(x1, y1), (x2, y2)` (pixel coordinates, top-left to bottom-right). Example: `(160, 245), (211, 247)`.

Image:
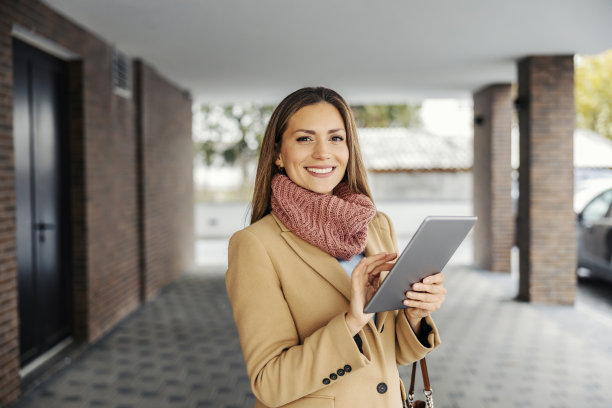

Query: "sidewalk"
(11, 265), (612, 408)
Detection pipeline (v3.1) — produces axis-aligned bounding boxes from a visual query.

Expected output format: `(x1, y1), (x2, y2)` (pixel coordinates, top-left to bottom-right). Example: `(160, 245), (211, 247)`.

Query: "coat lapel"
(273, 213), (389, 333)
(274, 214), (352, 301)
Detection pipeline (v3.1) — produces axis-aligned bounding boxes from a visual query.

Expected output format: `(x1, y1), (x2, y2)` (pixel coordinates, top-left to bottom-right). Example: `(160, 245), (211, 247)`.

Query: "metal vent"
(112, 48), (132, 98)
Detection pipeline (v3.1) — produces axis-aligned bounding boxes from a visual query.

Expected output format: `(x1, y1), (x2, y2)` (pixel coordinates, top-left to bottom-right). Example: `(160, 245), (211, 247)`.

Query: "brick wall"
(517, 56), (576, 304)
(136, 61), (194, 301)
(0, 1), (193, 404)
(473, 84), (514, 272)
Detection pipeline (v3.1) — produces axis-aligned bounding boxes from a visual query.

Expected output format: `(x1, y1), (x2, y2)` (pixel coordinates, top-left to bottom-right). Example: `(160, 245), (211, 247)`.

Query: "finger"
(353, 253), (389, 277)
(369, 261), (395, 275)
(363, 252), (397, 267)
(402, 299), (441, 312)
(405, 290), (443, 303)
(366, 261), (396, 286)
(422, 273), (444, 285)
(364, 252), (393, 262)
(352, 256), (377, 278)
(412, 282), (447, 295)
(365, 255), (397, 274)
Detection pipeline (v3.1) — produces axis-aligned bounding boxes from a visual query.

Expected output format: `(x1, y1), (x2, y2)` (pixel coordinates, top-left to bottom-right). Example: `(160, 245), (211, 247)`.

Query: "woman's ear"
(275, 156), (283, 168)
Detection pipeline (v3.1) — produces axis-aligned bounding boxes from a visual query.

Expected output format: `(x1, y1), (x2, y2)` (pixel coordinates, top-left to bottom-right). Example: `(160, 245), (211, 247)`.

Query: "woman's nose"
(312, 141), (331, 159)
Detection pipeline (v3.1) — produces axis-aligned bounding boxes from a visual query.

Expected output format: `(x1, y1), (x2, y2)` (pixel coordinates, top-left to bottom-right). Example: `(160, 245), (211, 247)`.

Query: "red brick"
(517, 56), (576, 305)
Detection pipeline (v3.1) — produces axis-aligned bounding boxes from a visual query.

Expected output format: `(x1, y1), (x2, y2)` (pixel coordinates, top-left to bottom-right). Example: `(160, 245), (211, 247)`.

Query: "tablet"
(364, 216), (477, 313)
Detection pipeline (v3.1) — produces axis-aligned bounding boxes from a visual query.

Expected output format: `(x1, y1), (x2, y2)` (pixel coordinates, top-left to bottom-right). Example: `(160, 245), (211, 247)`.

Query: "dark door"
(13, 39), (72, 366)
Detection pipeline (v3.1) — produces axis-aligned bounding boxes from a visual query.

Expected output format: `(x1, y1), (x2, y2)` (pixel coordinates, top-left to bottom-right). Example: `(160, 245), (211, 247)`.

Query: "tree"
(193, 103), (275, 200)
(194, 103), (275, 167)
(351, 104), (422, 128)
(575, 49), (612, 140)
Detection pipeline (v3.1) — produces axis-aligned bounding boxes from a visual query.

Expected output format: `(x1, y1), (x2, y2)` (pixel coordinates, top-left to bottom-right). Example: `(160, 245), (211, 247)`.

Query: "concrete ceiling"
(43, 0), (612, 103)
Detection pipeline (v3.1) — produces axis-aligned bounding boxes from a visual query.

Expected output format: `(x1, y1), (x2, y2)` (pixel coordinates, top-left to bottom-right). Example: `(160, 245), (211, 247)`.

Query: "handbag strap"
(408, 358), (434, 408)
(420, 358), (431, 392)
(409, 358), (431, 394)
(409, 359), (418, 395)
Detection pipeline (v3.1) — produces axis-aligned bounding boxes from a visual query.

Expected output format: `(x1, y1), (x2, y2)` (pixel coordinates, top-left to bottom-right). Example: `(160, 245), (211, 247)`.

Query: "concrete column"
(517, 56), (576, 304)
(473, 84), (514, 272)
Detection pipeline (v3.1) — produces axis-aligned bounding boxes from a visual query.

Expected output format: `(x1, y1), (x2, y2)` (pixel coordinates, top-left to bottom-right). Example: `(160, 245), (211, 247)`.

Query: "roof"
(42, 0), (612, 103)
(358, 128), (472, 172)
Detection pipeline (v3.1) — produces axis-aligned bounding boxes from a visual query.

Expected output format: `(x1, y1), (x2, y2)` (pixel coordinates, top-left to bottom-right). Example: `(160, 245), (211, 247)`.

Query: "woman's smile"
(305, 166), (335, 175)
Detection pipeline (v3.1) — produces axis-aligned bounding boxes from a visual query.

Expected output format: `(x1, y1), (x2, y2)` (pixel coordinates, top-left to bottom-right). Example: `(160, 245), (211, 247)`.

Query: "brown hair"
(250, 86), (372, 224)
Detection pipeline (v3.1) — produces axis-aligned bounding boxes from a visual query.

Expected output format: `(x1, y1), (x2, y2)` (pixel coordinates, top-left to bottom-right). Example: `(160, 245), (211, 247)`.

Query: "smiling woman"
(225, 87), (446, 408)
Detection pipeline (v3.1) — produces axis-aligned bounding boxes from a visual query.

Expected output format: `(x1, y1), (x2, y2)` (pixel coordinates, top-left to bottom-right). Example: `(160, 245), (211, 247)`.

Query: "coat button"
(322, 378), (330, 385)
(330, 373), (338, 380)
(337, 368), (345, 376)
(377, 382), (387, 394)
(344, 364), (352, 372)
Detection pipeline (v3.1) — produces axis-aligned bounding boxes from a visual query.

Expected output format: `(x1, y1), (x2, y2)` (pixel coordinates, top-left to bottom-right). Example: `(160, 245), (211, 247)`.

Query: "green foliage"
(351, 104), (422, 128)
(194, 103), (275, 166)
(576, 49), (612, 140)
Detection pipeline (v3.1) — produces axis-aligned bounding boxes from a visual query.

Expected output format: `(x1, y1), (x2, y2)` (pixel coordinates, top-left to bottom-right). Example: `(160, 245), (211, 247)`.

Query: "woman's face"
(276, 102), (349, 195)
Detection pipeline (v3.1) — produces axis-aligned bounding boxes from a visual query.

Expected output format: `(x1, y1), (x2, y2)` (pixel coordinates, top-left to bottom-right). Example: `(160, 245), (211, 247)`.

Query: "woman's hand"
(403, 273), (447, 332)
(345, 252), (397, 336)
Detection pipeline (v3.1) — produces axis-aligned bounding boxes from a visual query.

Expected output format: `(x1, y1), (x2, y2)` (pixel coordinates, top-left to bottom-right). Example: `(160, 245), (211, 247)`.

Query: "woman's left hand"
(403, 273), (446, 331)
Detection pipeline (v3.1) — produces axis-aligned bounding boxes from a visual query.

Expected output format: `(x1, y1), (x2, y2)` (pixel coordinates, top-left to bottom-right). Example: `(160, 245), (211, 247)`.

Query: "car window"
(582, 190), (612, 223)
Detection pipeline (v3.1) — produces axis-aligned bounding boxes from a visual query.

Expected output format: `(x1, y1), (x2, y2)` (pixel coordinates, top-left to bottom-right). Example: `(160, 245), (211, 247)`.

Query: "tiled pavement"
(10, 265), (612, 408)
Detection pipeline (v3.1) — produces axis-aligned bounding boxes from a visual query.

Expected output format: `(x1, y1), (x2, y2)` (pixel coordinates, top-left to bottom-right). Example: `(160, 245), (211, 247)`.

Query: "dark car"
(576, 180), (612, 281)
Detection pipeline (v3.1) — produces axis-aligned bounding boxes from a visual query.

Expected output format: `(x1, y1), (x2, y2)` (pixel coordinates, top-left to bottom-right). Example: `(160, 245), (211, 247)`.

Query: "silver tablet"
(364, 216), (477, 314)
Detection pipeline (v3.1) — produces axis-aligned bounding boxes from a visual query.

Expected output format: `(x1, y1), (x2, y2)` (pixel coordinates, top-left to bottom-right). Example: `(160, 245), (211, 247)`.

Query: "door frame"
(11, 26), (88, 375)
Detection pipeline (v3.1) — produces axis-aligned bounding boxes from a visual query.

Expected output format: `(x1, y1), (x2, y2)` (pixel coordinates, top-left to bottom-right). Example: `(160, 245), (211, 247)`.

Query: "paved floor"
(11, 265), (612, 408)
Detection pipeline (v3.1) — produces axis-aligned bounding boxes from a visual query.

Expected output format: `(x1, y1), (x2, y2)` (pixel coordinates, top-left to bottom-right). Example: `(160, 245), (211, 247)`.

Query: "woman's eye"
(331, 135), (344, 142)
(296, 136), (311, 142)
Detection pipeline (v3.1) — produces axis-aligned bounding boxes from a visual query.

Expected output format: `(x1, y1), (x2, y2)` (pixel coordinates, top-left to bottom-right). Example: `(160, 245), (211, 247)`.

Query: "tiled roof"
(358, 127), (472, 172)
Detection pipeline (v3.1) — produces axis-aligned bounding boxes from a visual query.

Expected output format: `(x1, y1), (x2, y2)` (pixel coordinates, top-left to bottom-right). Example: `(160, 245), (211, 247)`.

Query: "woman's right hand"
(345, 252), (397, 336)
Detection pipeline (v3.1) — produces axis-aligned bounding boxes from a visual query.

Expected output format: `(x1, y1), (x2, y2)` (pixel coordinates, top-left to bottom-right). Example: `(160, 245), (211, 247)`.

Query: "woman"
(226, 87), (446, 408)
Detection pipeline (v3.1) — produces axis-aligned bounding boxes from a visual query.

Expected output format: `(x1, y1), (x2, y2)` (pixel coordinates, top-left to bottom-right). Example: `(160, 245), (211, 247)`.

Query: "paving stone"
(11, 266), (612, 407)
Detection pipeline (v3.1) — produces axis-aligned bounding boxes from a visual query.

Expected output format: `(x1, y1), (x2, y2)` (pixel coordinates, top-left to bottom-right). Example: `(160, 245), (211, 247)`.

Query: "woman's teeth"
(306, 167), (333, 174)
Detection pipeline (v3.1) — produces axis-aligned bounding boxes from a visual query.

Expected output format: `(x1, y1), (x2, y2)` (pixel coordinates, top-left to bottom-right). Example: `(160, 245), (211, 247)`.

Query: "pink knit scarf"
(271, 174), (376, 260)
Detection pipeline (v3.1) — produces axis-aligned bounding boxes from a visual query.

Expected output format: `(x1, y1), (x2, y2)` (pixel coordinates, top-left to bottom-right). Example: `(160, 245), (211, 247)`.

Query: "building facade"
(0, 1), (194, 404)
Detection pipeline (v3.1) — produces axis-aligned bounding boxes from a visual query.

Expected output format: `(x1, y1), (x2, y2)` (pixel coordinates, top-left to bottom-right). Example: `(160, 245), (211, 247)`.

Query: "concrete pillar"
(517, 56), (576, 304)
(473, 84), (514, 272)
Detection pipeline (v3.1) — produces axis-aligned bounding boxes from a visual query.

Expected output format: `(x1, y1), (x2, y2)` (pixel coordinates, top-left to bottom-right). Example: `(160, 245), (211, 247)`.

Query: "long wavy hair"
(250, 86), (372, 224)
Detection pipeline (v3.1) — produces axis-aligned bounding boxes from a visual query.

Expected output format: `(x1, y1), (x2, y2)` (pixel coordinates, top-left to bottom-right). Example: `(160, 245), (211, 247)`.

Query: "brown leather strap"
(409, 360), (418, 395)
(409, 358), (431, 393)
(420, 358), (431, 392)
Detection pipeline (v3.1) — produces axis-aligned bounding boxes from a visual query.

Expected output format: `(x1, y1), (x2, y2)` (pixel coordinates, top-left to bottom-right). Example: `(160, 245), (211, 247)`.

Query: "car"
(576, 179), (612, 281)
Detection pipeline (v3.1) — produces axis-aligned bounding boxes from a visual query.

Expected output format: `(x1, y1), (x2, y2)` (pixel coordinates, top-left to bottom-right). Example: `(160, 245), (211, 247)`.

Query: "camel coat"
(226, 212), (441, 408)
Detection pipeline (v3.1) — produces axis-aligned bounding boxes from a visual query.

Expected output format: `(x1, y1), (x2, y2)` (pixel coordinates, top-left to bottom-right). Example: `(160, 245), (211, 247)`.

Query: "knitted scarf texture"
(271, 174), (376, 260)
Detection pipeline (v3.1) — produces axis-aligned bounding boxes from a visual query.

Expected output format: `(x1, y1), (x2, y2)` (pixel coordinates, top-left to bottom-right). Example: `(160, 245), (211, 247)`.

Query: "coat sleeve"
(376, 212), (442, 365)
(226, 229), (373, 407)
